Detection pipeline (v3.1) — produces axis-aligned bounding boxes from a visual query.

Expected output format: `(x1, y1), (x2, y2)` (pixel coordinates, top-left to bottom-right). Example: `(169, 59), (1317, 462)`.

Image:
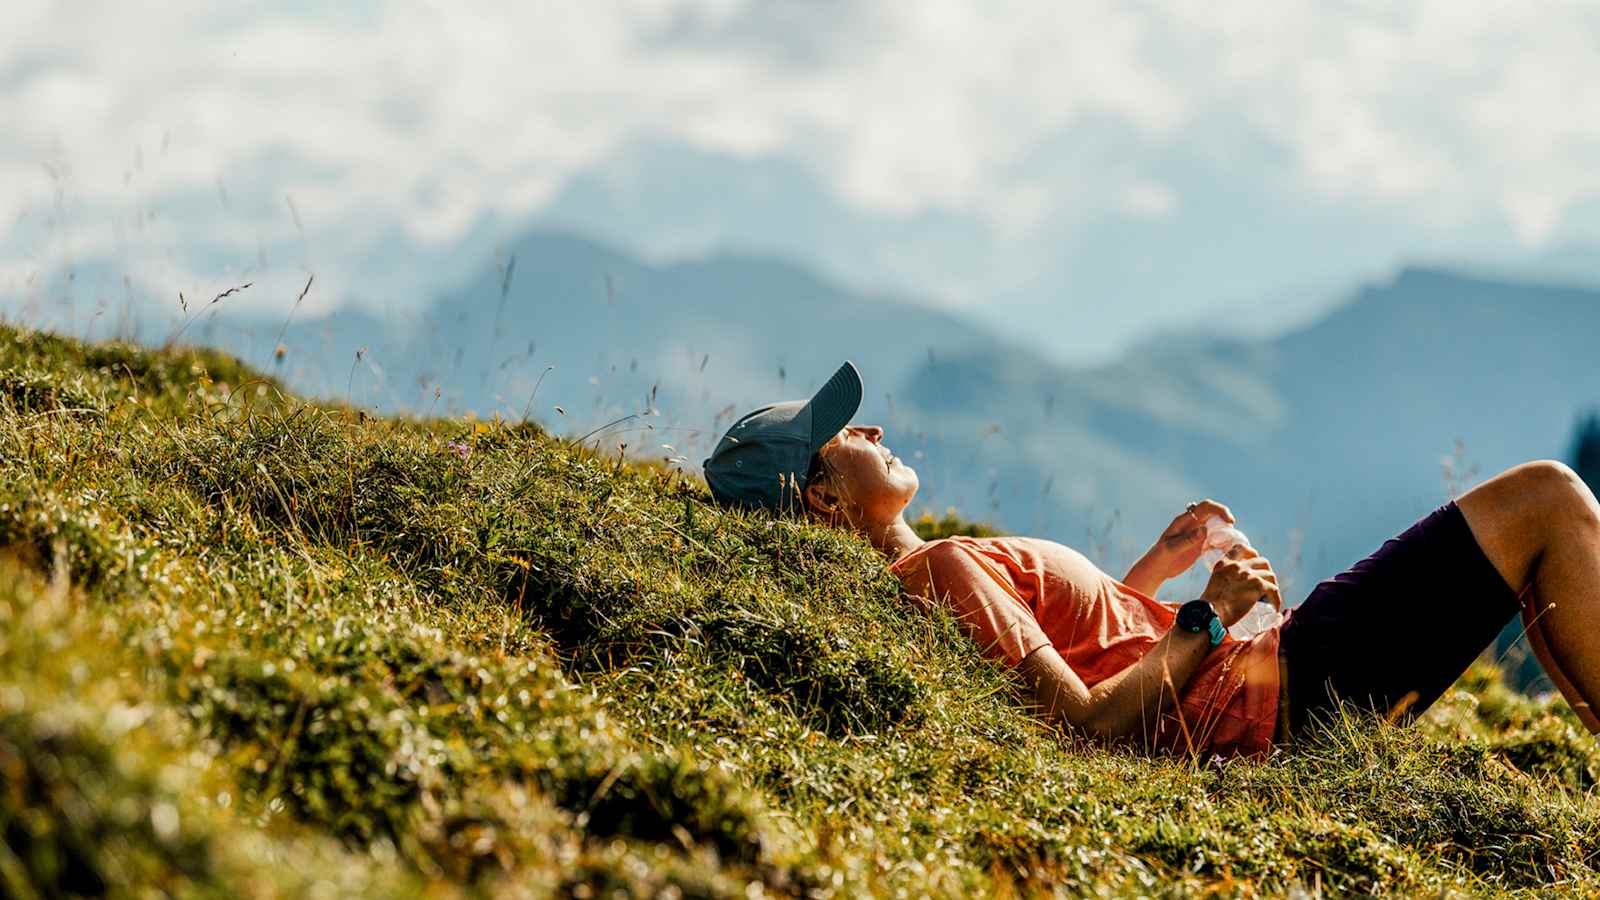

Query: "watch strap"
(1206, 616), (1226, 647)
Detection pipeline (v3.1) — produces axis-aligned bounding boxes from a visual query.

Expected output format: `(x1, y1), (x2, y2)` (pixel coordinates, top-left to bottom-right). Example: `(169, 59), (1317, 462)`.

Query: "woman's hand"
(1201, 544), (1282, 627)
(1142, 499), (1236, 581)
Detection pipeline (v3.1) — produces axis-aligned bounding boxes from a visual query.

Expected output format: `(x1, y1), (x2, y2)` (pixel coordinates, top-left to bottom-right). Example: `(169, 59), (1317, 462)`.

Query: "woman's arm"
(1019, 627), (1212, 742)
(1123, 500), (1237, 597)
(1025, 547), (1282, 744)
(1121, 556), (1168, 598)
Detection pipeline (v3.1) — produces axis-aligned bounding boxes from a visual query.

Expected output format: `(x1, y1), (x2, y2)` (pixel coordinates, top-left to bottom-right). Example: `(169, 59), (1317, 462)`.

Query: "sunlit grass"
(1, 322), (1598, 896)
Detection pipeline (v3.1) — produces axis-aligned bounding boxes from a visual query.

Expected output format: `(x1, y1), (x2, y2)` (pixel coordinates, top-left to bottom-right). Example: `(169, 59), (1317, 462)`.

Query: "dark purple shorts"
(1278, 500), (1523, 734)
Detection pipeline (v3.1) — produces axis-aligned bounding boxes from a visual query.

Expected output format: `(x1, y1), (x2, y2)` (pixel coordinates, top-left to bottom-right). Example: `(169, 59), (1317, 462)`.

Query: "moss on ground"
(0, 323), (1598, 896)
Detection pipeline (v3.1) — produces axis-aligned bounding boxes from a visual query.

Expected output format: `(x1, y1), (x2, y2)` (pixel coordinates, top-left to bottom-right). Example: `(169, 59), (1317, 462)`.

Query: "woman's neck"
(864, 516), (925, 563)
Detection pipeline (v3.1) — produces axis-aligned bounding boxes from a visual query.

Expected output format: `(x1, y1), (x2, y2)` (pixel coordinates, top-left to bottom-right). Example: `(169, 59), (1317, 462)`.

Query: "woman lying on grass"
(702, 362), (1600, 757)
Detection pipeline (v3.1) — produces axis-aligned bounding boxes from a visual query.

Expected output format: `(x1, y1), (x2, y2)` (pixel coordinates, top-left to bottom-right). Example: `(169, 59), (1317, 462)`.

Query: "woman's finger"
(1193, 500), (1234, 524)
(1252, 577), (1282, 610)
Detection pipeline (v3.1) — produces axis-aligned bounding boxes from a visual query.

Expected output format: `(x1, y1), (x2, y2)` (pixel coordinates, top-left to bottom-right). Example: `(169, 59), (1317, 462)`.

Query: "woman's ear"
(803, 479), (840, 519)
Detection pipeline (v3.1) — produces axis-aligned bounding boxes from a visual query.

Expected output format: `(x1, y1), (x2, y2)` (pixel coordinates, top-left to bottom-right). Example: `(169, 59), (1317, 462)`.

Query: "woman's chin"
(901, 466), (920, 494)
(897, 475), (920, 509)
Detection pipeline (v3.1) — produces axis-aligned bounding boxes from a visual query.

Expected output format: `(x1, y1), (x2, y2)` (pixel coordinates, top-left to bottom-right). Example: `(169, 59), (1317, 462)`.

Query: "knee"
(1521, 460), (1600, 528)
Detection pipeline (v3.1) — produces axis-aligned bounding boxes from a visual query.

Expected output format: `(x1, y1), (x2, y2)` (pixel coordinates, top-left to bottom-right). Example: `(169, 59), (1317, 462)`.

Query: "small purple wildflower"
(447, 440), (472, 460)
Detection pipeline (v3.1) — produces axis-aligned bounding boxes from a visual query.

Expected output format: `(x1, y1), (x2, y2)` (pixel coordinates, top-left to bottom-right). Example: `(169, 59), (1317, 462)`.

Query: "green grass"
(1, 322), (1598, 896)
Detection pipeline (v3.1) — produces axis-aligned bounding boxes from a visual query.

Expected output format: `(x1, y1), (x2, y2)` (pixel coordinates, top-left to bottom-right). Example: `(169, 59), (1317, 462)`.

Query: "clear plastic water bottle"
(1197, 515), (1283, 639)
(1198, 516), (1249, 570)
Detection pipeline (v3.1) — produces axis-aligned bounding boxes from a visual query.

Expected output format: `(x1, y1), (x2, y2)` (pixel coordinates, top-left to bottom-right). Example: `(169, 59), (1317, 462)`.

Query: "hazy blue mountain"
(243, 230), (1014, 467)
(529, 133), (1502, 366)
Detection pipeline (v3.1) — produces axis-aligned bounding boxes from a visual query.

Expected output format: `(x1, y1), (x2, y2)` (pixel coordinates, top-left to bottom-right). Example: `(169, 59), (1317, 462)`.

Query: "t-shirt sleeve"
(895, 541), (1052, 667)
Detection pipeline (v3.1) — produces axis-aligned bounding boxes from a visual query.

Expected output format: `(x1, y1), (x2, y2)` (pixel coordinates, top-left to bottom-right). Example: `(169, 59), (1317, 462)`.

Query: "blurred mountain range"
(9, 231), (1600, 608)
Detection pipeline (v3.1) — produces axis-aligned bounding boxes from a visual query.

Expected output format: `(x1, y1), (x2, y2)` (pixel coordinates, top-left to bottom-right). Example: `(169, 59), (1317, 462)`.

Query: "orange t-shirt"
(891, 535), (1280, 757)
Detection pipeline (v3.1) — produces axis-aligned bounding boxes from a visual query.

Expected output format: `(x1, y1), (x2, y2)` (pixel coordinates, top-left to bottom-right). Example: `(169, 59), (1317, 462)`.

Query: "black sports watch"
(1176, 599), (1226, 647)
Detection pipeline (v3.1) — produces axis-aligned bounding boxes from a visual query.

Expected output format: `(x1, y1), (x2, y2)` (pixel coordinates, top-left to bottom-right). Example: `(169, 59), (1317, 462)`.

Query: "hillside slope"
(2, 326), (1600, 896)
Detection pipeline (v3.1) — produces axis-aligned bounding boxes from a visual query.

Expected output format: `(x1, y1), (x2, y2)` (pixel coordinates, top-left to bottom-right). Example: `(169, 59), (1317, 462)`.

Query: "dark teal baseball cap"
(702, 361), (863, 513)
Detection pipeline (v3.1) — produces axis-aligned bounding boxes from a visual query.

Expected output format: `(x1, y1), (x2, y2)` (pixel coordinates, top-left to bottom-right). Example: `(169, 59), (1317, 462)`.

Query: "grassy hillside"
(2, 324), (1599, 897)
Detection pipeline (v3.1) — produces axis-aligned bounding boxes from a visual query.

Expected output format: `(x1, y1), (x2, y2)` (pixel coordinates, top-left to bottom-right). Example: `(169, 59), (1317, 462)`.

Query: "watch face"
(1176, 599), (1216, 633)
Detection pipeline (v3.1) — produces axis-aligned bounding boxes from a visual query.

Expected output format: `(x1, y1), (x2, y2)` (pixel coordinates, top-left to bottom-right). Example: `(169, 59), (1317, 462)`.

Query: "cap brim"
(803, 361), (863, 452)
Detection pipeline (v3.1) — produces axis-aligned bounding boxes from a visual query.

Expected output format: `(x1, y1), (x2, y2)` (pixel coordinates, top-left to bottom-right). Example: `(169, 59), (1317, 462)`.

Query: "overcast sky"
(7, 1), (1600, 363)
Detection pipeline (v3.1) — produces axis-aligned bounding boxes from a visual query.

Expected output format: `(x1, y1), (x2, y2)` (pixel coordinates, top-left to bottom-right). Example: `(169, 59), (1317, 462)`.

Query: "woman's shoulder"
(892, 533), (1060, 570)
(890, 536), (1007, 601)
(895, 533), (992, 558)
(891, 535), (979, 574)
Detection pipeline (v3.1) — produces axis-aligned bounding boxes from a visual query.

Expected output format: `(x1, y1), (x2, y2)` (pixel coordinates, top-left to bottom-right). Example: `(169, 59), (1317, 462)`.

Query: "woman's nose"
(862, 425), (884, 443)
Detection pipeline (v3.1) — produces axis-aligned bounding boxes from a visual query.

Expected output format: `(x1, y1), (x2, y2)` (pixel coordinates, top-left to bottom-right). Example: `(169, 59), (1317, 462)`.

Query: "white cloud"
(1121, 181), (1177, 220)
(5, 0), (1600, 335)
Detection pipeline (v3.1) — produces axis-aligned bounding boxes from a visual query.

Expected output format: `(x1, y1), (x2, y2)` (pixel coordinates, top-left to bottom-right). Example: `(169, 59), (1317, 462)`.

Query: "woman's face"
(804, 424), (919, 528)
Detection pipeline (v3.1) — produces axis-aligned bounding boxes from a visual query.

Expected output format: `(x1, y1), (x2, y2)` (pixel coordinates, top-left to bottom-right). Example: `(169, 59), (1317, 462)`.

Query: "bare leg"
(1456, 460), (1600, 732)
(1518, 592), (1598, 729)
